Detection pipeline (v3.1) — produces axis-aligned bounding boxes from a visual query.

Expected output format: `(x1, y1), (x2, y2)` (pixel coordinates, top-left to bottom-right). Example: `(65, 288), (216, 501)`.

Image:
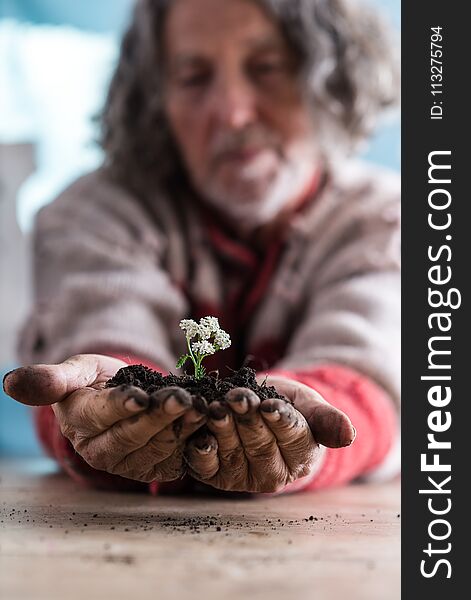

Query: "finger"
(293, 390), (356, 448)
(105, 401), (208, 476)
(113, 411), (206, 481)
(260, 398), (319, 476)
(117, 449), (186, 483)
(54, 384), (150, 440)
(225, 389), (286, 480)
(184, 433), (219, 481)
(78, 386), (193, 461)
(179, 404), (208, 437)
(206, 401), (247, 483)
(2, 354), (126, 406)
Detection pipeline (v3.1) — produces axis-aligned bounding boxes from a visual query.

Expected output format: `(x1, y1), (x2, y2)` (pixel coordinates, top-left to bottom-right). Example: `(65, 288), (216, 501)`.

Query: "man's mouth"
(217, 146), (266, 164)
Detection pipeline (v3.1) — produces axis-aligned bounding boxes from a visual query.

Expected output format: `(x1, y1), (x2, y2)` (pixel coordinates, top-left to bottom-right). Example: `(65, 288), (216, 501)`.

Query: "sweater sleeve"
(275, 166), (401, 407)
(18, 172), (194, 493)
(32, 353), (194, 494)
(17, 170), (188, 371)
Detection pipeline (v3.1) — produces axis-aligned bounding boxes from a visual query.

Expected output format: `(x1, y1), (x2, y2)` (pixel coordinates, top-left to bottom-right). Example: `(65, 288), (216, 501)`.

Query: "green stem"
(185, 336), (212, 380)
(186, 336), (199, 378)
(195, 354), (204, 380)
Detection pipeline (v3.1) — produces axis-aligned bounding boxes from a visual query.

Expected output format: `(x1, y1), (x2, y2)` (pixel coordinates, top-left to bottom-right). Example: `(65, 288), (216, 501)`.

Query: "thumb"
(304, 402), (356, 448)
(2, 354), (125, 406)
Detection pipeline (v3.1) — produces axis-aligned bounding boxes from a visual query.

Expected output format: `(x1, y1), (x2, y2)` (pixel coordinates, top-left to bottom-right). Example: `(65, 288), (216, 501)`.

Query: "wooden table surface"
(0, 459), (400, 600)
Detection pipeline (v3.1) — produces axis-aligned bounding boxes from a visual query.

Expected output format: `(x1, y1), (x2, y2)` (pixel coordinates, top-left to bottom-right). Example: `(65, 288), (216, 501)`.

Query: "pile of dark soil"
(105, 365), (288, 407)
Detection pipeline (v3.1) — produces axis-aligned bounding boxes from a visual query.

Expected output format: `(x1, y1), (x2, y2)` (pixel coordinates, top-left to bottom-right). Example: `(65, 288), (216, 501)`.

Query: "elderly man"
(3, 0), (400, 494)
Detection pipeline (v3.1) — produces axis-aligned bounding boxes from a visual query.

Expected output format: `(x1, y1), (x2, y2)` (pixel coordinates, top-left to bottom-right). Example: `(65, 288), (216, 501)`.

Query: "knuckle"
(219, 446), (244, 466)
(155, 426), (179, 446)
(111, 424), (138, 448)
(219, 448), (246, 476)
(205, 456), (246, 490)
(244, 437), (277, 459)
(146, 438), (176, 463)
(185, 454), (218, 481)
(151, 454), (184, 482)
(279, 423), (311, 448)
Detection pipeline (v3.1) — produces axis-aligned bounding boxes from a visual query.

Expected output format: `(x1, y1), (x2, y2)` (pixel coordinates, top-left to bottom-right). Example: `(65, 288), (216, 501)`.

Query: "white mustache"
(210, 128), (280, 161)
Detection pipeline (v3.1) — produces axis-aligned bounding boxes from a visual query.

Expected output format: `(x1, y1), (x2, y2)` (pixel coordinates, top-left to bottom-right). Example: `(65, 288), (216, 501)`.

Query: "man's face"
(163, 0), (318, 230)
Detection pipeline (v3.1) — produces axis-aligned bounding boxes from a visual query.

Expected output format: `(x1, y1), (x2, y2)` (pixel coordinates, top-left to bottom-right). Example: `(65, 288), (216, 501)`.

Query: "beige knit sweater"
(18, 159), (400, 409)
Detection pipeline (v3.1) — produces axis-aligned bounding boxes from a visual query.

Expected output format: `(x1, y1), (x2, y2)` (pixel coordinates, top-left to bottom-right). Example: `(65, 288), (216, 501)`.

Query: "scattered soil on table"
(0, 505), (374, 537)
(105, 365), (288, 408)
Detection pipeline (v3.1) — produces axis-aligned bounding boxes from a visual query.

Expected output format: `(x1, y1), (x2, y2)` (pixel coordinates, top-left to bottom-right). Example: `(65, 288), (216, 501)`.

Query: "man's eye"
(252, 62), (285, 76)
(179, 73), (211, 88)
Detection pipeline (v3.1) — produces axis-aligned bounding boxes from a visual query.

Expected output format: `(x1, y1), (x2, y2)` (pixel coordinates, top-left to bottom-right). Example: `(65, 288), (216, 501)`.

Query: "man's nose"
(210, 72), (257, 129)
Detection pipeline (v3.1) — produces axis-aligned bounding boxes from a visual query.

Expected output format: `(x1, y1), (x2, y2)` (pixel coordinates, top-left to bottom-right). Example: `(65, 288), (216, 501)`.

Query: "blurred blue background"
(0, 0), (400, 457)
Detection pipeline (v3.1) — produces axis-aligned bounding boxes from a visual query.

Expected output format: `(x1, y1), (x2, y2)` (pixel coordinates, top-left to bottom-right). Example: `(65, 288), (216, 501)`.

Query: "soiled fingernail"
(228, 396), (249, 415)
(124, 397), (147, 412)
(261, 409), (281, 422)
(211, 415), (229, 428)
(165, 395), (186, 415)
(209, 401), (228, 419)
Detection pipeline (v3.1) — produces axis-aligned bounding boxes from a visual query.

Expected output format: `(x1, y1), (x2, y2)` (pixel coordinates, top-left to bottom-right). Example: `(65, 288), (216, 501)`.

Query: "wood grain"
(0, 459), (400, 600)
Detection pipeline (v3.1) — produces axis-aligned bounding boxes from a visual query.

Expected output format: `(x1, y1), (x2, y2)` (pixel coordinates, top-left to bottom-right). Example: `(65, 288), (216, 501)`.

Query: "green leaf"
(195, 364), (206, 380)
(176, 354), (190, 369)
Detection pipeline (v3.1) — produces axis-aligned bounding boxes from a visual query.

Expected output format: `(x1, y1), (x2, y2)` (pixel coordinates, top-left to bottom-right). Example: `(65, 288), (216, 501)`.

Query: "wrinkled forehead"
(163, 0), (289, 62)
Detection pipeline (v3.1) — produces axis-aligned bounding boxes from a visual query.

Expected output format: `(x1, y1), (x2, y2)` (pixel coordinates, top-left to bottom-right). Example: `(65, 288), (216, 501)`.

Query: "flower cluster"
(177, 316), (231, 379)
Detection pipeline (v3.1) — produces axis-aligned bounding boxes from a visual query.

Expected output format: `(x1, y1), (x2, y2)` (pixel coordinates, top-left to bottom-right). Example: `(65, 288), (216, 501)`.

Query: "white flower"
(200, 316), (220, 333)
(192, 340), (216, 356)
(179, 319), (199, 339)
(214, 329), (231, 350)
(197, 324), (212, 340)
(178, 315), (232, 379)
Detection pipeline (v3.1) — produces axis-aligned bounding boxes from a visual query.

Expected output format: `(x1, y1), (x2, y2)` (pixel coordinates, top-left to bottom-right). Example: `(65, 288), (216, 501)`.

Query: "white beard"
(198, 140), (319, 234)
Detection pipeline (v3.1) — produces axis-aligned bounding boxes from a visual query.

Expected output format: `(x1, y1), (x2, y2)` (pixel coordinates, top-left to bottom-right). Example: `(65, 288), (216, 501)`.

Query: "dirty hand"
(3, 354), (207, 482)
(184, 375), (355, 493)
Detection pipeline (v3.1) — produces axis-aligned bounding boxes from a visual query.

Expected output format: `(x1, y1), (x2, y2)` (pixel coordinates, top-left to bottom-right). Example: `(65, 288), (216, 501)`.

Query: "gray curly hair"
(99, 0), (399, 195)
